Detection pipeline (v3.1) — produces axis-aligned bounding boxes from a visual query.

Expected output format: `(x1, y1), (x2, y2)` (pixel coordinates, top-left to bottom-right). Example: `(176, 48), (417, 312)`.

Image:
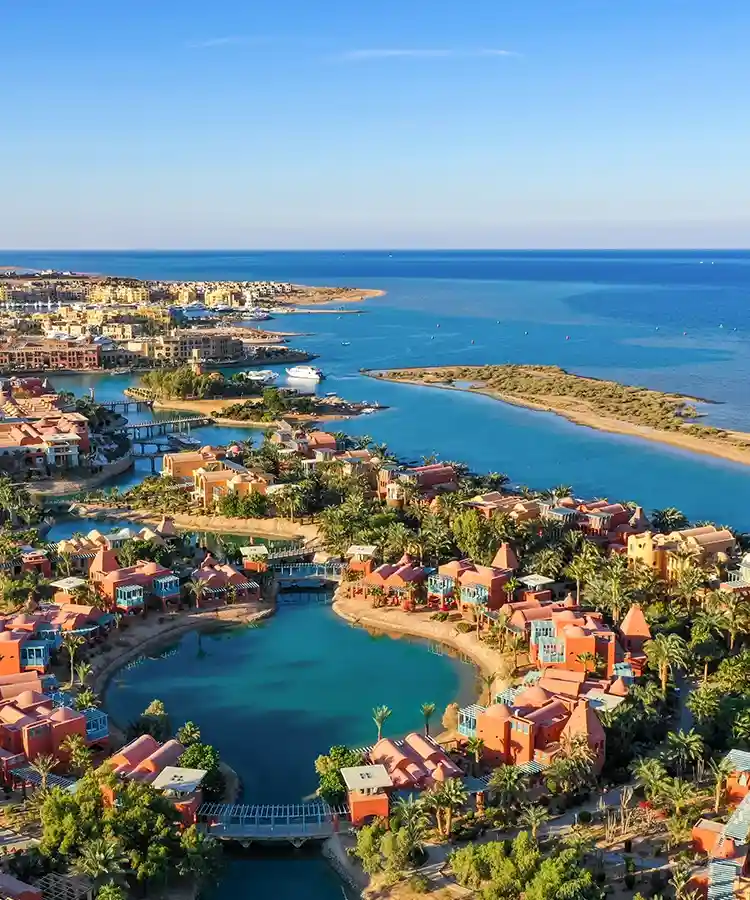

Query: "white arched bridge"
(197, 802), (351, 845)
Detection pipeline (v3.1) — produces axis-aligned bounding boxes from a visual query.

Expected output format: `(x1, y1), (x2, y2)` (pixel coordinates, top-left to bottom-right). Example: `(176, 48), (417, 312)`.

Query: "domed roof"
(142, 561), (161, 575)
(564, 625), (586, 638)
(556, 608), (577, 620)
(0, 632), (13, 642)
(484, 702), (511, 720)
(563, 592), (577, 608)
(515, 686), (550, 708)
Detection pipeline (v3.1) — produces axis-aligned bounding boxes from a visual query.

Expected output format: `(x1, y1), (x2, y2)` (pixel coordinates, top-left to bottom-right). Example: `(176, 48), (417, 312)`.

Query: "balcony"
(427, 575), (454, 597)
(538, 637), (566, 664)
(153, 575), (180, 598)
(461, 584), (489, 606)
(458, 704), (485, 738)
(20, 641), (51, 670)
(115, 585), (144, 609)
(84, 708), (109, 742)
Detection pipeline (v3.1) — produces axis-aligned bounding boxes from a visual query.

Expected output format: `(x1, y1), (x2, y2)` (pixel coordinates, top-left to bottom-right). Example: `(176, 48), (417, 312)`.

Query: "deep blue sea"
(6, 249), (750, 897)
(7, 249), (750, 525)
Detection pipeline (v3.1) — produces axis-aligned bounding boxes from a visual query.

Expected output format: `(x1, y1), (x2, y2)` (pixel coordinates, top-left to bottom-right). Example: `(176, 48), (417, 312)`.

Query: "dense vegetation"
(214, 387), (316, 421)
(382, 364), (740, 442)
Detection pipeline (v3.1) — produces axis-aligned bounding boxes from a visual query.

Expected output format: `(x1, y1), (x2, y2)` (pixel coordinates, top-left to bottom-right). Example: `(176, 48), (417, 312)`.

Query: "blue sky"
(2, 0), (748, 249)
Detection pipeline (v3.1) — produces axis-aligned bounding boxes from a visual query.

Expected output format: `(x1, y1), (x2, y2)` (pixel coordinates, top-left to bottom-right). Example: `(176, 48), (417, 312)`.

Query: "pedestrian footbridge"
(197, 802), (351, 845)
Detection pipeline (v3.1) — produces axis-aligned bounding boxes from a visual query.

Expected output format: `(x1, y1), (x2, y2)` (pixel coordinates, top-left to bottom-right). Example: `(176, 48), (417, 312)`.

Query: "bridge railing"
(197, 802), (350, 840)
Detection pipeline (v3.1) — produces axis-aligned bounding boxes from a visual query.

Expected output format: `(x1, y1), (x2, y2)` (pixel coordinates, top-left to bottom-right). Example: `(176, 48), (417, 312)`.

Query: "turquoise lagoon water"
(105, 603), (474, 899)
(8, 249), (750, 896)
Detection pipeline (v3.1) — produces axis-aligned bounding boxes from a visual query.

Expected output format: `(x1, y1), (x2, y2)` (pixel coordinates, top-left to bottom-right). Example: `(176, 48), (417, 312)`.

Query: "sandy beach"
(370, 368), (750, 468)
(287, 285), (386, 306)
(332, 587), (509, 682)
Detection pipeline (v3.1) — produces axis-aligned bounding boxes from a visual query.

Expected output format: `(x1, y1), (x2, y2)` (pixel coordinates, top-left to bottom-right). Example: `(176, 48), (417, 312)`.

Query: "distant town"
(0, 269), (369, 373)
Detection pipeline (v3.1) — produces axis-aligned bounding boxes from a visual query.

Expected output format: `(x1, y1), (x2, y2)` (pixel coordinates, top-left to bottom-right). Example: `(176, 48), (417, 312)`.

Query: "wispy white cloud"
(186, 36), (269, 49)
(335, 47), (520, 62)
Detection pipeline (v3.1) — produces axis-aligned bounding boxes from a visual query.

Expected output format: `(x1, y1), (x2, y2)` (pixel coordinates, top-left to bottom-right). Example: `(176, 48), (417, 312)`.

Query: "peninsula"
(370, 363), (750, 466)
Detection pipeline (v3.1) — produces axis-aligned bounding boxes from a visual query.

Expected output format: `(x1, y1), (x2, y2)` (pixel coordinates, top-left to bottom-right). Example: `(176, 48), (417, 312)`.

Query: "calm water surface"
(105, 604), (473, 899)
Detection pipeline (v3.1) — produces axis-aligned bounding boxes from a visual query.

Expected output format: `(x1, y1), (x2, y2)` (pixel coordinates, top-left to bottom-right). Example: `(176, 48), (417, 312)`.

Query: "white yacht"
(243, 369), (278, 384)
(287, 365), (324, 381)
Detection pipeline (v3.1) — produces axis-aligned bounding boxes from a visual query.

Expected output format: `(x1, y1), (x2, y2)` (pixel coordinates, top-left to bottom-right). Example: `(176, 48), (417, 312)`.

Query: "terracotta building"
(628, 525), (736, 581)
(89, 548), (181, 612)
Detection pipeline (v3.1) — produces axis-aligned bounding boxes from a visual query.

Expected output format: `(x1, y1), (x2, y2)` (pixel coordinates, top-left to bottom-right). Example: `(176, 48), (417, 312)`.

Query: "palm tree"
(420, 702), (436, 737)
(631, 757), (668, 801)
(440, 777), (468, 837)
(519, 804), (550, 840)
(665, 729), (705, 778)
(61, 733), (93, 775)
(478, 671), (497, 705)
(392, 795), (428, 832)
(176, 721), (202, 746)
(465, 737), (484, 775)
(73, 687), (100, 711)
(644, 633), (690, 694)
(732, 710), (750, 746)
(672, 564), (705, 614)
(565, 554), (595, 605)
(184, 578), (204, 609)
(717, 594), (750, 651)
(372, 705), (392, 741)
(708, 756), (735, 813)
(488, 764), (528, 808)
(28, 753), (58, 793)
(650, 507), (689, 533)
(503, 576), (521, 607)
(661, 777), (698, 817)
(576, 651), (597, 674)
(75, 661), (93, 686)
(71, 837), (127, 888)
(62, 633), (85, 688)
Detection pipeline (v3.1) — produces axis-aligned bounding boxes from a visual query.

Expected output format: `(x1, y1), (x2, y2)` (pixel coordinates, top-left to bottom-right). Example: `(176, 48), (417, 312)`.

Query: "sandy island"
(369, 365), (750, 469)
(287, 285), (385, 307)
(147, 396), (381, 427)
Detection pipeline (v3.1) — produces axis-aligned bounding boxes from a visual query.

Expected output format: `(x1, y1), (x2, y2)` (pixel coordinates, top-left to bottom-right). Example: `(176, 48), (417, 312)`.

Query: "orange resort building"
(455, 602), (652, 773)
(0, 677), (108, 778)
(343, 738), (463, 824)
(88, 548), (181, 612)
(351, 554), (428, 609)
(161, 446), (275, 508)
(462, 493), (541, 523)
(458, 691), (607, 775)
(692, 749), (750, 900)
(192, 555), (261, 605)
(56, 518), (177, 573)
(425, 545), (519, 612)
(627, 525), (737, 581)
(524, 602), (651, 680)
(377, 462), (459, 507)
(0, 601), (113, 677)
(105, 735), (206, 824)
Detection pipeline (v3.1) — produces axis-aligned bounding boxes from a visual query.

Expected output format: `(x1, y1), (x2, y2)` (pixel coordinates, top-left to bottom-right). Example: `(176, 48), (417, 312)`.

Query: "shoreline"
(148, 396), (382, 426)
(332, 587), (504, 681)
(369, 367), (750, 469)
(286, 285), (385, 307)
(72, 504), (322, 541)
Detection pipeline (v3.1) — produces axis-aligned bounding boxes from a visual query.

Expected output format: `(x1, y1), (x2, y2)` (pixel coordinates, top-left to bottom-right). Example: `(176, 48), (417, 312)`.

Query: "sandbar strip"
(368, 369), (750, 468)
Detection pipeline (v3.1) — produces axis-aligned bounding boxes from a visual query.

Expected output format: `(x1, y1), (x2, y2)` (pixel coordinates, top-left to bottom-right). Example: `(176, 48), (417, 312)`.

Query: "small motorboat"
(341, 341), (351, 346)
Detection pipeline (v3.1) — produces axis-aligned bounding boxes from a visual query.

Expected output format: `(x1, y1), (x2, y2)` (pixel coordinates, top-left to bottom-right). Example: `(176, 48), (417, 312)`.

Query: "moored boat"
(286, 365), (324, 381)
